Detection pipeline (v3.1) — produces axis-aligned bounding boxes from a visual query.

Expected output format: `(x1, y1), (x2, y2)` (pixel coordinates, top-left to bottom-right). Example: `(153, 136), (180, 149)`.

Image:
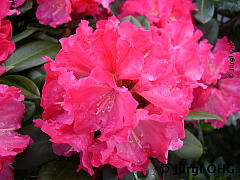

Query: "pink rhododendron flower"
(191, 38), (240, 128)
(0, 66), (6, 76)
(33, 61), (95, 174)
(61, 67), (139, 142)
(135, 20), (211, 85)
(119, 0), (196, 28)
(0, 165), (14, 180)
(34, 16), (201, 176)
(12, 0), (26, 7)
(54, 17), (153, 79)
(0, 0), (19, 20)
(89, 105), (184, 175)
(0, 20), (12, 40)
(201, 37), (229, 85)
(36, 0), (72, 28)
(72, 0), (99, 15)
(99, 0), (114, 11)
(0, 85), (32, 179)
(0, 37), (15, 63)
(35, 0), (115, 27)
(0, 20), (15, 73)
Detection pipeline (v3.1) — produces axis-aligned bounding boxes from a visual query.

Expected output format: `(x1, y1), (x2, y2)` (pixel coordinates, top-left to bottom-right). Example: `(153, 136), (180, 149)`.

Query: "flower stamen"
(131, 131), (143, 149)
(96, 91), (115, 115)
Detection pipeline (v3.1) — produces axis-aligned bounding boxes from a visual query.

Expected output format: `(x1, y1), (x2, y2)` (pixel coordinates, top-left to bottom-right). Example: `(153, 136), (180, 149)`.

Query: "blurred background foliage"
(1, 0), (240, 179)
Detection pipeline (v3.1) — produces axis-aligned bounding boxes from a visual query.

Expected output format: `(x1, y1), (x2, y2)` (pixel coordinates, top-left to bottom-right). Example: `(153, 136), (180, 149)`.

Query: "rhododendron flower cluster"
(118, 0), (240, 128)
(191, 38), (240, 128)
(0, 20), (15, 76)
(0, 0), (17, 76)
(0, 85), (32, 180)
(0, 0), (19, 20)
(0, 0), (239, 178)
(0, 3), (31, 179)
(118, 0), (196, 28)
(34, 13), (216, 175)
(13, 0), (114, 28)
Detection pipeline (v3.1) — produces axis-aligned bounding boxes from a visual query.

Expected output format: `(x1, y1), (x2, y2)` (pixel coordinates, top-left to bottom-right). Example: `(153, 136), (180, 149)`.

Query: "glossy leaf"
(200, 121), (214, 131)
(197, 19), (219, 45)
(22, 101), (36, 124)
(27, 23), (64, 34)
(17, 0), (33, 14)
(4, 40), (60, 73)
(194, 0), (215, 24)
(27, 66), (46, 90)
(0, 75), (40, 99)
(120, 16), (142, 27)
(135, 16), (150, 30)
(133, 162), (159, 180)
(9, 0), (33, 17)
(233, 19), (240, 33)
(38, 158), (92, 180)
(27, 65), (46, 80)
(120, 16), (150, 29)
(185, 110), (223, 121)
(215, 0), (240, 12)
(102, 165), (118, 180)
(172, 129), (203, 159)
(110, 0), (122, 16)
(11, 29), (37, 43)
(14, 124), (57, 169)
(121, 162), (159, 180)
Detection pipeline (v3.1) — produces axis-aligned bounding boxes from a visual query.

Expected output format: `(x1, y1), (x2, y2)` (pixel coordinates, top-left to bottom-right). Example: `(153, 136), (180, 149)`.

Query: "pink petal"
(12, 0), (26, 7)
(0, 85), (25, 131)
(36, 0), (72, 28)
(72, 0), (99, 15)
(0, 165), (14, 180)
(0, 0), (19, 20)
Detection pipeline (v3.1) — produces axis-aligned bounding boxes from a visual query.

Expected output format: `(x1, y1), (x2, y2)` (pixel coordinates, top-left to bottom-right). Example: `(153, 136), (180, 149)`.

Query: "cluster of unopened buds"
(0, 0), (239, 179)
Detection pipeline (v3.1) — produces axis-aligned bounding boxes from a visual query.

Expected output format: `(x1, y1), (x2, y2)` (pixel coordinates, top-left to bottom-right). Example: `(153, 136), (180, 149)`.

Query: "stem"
(196, 121), (204, 144)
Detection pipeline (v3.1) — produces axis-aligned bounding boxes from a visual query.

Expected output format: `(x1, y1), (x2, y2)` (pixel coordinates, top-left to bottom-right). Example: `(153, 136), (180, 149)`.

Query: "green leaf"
(215, 0), (240, 12)
(200, 121), (214, 131)
(33, 75), (46, 91)
(120, 16), (142, 27)
(3, 40), (60, 73)
(185, 110), (223, 121)
(194, 0), (215, 24)
(27, 65), (46, 90)
(233, 18), (240, 33)
(27, 23), (64, 34)
(133, 162), (159, 180)
(16, 0), (33, 14)
(110, 0), (123, 16)
(38, 158), (92, 180)
(120, 16), (150, 29)
(8, 0), (33, 17)
(121, 162), (159, 180)
(22, 101), (36, 124)
(11, 29), (37, 43)
(102, 165), (118, 180)
(135, 16), (150, 30)
(27, 65), (46, 80)
(31, 99), (44, 118)
(0, 75), (40, 99)
(197, 19), (219, 45)
(172, 129), (203, 159)
(121, 173), (136, 180)
(14, 124), (57, 169)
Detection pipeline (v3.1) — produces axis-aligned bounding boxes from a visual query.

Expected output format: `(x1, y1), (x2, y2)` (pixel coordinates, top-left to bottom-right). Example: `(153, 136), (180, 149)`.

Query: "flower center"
(96, 91), (116, 115)
(128, 126), (144, 149)
(115, 79), (137, 90)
